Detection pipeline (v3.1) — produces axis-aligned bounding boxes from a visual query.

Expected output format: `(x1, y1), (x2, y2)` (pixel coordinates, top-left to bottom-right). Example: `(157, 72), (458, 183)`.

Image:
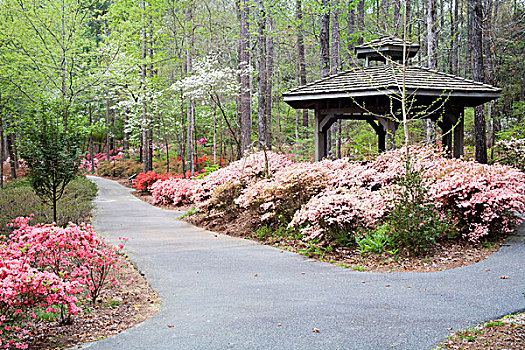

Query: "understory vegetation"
(0, 176), (97, 235)
(133, 146), (525, 257)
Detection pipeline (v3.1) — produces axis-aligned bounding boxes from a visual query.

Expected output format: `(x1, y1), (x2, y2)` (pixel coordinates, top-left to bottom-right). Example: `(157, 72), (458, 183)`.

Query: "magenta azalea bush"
(0, 216), (126, 349)
(149, 147), (525, 244)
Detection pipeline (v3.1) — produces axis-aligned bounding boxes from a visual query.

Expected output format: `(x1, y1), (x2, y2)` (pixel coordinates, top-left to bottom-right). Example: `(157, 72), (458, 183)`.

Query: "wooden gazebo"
(283, 37), (501, 161)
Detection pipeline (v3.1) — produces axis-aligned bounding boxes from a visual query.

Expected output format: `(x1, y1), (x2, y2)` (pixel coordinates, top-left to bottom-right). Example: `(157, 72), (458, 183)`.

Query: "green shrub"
(0, 176), (97, 235)
(385, 169), (454, 256)
(356, 224), (397, 256)
(97, 160), (142, 178)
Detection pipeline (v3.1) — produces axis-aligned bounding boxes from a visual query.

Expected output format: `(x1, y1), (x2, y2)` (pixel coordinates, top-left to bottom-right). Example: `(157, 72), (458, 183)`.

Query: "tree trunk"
(466, 0), (473, 78)
(330, 0), (340, 75)
(52, 184), (57, 224)
(331, 0), (341, 157)
(296, 0), (309, 138)
(470, 0), (487, 163)
(266, 6), (275, 150)
(381, 0), (389, 32)
(347, 2), (355, 65)
(186, 4), (195, 175)
(123, 113), (130, 159)
(336, 119), (342, 158)
(213, 106), (217, 165)
(426, 0), (437, 145)
(357, 0), (364, 44)
(239, 0), (252, 155)
(7, 133), (16, 179)
(393, 0), (401, 35)
(0, 96), (3, 188)
(180, 88), (187, 177)
(89, 103), (95, 174)
(141, 0), (148, 173)
(449, 0), (458, 74)
(106, 95), (111, 161)
(256, 0), (267, 148)
(320, 0), (330, 78)
(148, 13), (155, 172)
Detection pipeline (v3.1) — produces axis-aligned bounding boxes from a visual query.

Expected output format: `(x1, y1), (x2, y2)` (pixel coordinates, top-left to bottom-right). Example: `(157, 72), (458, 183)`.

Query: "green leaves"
(21, 104), (82, 222)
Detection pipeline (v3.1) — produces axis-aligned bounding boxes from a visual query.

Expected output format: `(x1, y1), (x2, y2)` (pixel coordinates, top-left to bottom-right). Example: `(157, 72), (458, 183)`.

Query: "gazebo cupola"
(355, 37), (419, 66)
(282, 36), (501, 161)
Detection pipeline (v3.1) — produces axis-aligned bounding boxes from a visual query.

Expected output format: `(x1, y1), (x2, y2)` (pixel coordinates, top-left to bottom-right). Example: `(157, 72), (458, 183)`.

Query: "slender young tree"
(256, 0), (267, 148)
(425, 0), (437, 145)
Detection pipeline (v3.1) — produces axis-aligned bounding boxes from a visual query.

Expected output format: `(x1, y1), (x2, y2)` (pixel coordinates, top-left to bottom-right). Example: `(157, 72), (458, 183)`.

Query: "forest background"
(0, 0), (524, 181)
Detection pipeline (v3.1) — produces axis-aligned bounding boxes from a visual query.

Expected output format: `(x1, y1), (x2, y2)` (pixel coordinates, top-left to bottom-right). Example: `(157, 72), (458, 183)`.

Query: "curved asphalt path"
(80, 176), (525, 350)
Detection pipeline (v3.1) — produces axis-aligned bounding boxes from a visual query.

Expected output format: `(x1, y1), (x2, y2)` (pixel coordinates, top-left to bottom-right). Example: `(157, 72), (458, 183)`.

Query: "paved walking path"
(81, 176), (525, 350)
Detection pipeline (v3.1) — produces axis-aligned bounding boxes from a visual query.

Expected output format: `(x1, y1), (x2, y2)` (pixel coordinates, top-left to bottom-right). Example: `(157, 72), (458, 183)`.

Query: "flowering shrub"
(147, 147), (525, 245)
(80, 149), (125, 173)
(289, 187), (387, 242)
(235, 159), (348, 222)
(493, 138), (525, 171)
(189, 151), (294, 207)
(133, 171), (173, 192)
(196, 138), (208, 146)
(151, 178), (196, 205)
(0, 216), (126, 348)
(0, 253), (78, 349)
(426, 158), (525, 241)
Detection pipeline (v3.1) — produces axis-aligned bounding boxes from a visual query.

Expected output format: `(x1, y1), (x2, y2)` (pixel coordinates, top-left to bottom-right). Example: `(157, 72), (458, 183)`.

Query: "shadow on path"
(79, 176), (525, 350)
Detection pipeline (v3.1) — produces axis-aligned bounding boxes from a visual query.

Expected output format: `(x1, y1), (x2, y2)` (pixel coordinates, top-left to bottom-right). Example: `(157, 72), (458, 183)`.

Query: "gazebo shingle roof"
(283, 65), (501, 102)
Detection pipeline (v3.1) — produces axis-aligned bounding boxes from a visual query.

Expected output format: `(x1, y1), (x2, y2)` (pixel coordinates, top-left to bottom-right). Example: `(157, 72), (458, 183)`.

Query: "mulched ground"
(436, 313), (524, 349)
(184, 210), (503, 273)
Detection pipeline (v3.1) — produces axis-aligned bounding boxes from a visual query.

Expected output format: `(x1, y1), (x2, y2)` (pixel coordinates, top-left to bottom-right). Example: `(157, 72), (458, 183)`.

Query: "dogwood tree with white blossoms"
(172, 54), (244, 164)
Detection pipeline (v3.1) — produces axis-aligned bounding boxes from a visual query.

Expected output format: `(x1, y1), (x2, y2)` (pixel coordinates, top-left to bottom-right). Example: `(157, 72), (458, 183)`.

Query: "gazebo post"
(377, 117), (398, 150)
(453, 109), (464, 158)
(314, 108), (328, 161)
(441, 115), (453, 157)
(366, 119), (386, 152)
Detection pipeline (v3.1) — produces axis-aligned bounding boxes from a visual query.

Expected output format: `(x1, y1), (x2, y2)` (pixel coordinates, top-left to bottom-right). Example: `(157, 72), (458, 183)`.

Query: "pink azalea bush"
(146, 147), (525, 244)
(80, 148), (125, 173)
(425, 158), (525, 241)
(235, 159), (348, 222)
(289, 187), (388, 242)
(189, 151), (294, 207)
(0, 216), (126, 348)
(151, 178), (196, 205)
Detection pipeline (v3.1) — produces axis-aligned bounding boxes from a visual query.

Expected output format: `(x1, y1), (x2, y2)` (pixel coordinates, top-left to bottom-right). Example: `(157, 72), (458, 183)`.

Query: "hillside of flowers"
(136, 147), (525, 254)
(0, 216), (127, 349)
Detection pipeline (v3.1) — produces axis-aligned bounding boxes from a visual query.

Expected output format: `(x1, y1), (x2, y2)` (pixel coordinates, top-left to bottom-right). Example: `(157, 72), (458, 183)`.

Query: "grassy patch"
(0, 176), (97, 234)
